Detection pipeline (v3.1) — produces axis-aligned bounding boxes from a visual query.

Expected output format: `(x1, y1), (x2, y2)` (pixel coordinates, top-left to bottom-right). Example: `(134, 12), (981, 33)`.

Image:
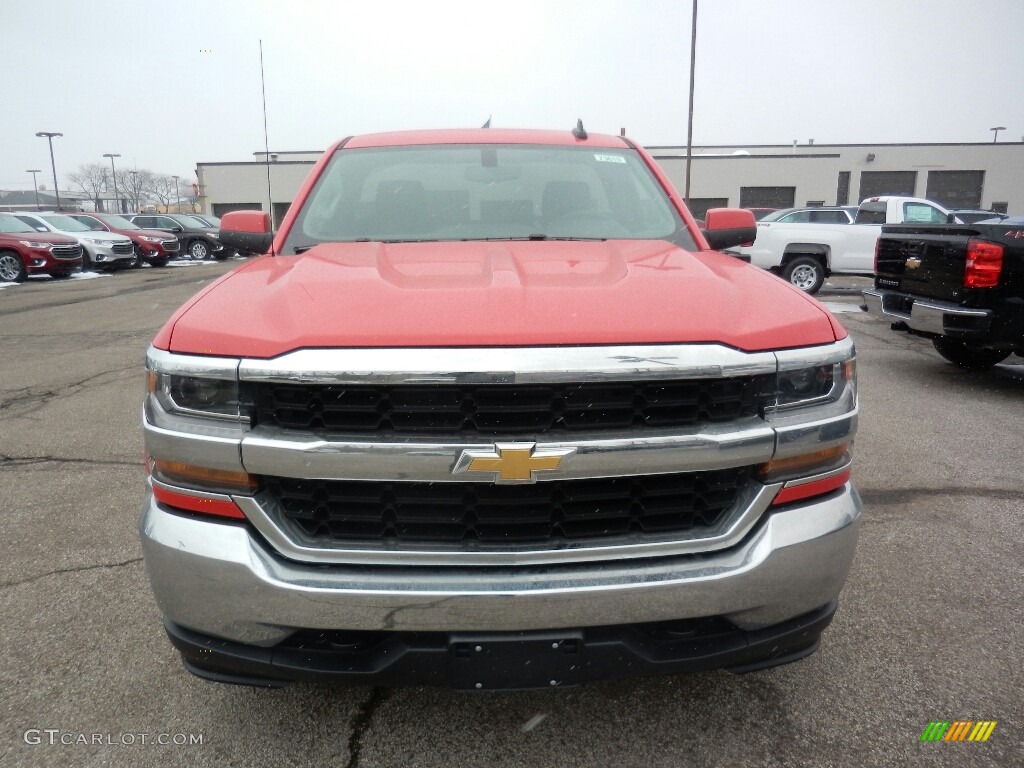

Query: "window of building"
(836, 172), (851, 206)
(991, 202), (1009, 214)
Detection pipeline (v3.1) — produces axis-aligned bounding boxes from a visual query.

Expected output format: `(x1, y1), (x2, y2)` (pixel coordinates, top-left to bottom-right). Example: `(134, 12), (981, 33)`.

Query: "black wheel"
(782, 255), (826, 294)
(188, 240), (211, 260)
(932, 338), (1011, 369)
(82, 248), (98, 271)
(127, 246), (144, 269)
(0, 250), (27, 283)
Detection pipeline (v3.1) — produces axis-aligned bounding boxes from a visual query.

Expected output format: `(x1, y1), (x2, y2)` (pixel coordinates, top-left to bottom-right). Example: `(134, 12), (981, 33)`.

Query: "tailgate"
(874, 224), (977, 303)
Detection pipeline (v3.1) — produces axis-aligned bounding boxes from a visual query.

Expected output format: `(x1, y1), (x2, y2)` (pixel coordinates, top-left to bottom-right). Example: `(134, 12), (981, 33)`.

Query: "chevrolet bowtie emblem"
(453, 443), (576, 484)
(905, 257), (922, 269)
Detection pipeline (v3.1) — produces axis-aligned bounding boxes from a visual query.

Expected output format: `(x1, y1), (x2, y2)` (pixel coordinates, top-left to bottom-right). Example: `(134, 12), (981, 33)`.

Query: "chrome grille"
(250, 376), (774, 436)
(51, 244), (83, 259)
(263, 467), (753, 547)
(112, 240), (134, 255)
(161, 239), (180, 251)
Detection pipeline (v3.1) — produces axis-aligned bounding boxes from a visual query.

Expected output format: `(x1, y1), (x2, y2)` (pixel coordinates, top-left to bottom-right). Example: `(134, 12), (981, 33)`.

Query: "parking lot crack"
(0, 365), (139, 418)
(0, 454), (140, 471)
(344, 687), (390, 768)
(0, 557), (144, 590)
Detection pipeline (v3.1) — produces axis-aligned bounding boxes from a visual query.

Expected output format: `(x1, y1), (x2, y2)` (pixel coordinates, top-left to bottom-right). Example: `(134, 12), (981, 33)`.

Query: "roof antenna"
(481, 115), (492, 129)
(572, 119), (588, 140)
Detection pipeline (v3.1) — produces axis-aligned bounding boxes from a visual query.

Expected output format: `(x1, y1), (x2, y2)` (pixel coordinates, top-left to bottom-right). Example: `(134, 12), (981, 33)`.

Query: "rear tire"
(932, 338), (1011, 369)
(0, 251), (27, 283)
(782, 255), (826, 294)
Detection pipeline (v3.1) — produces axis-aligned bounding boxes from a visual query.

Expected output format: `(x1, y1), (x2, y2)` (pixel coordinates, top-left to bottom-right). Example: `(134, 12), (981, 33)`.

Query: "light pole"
(103, 153), (121, 213)
(26, 170), (42, 210)
(684, 0), (698, 205)
(172, 175), (181, 212)
(990, 126), (1006, 143)
(35, 131), (63, 210)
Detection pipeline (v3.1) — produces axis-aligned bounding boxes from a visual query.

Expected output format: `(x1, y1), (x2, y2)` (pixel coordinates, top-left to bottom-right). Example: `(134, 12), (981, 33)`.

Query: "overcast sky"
(3, 0), (1022, 191)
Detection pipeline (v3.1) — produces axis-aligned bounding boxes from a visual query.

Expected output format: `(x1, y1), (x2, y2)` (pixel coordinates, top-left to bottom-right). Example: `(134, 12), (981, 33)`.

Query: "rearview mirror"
(220, 210), (274, 254)
(701, 208), (757, 251)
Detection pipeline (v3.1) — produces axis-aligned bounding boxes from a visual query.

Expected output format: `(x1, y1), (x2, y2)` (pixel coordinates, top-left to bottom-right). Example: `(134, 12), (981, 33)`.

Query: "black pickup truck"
(863, 217), (1024, 368)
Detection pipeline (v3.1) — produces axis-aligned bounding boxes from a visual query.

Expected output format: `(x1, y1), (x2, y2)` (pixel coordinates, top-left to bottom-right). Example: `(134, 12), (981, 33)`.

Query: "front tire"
(782, 256), (826, 294)
(932, 338), (1011, 369)
(0, 251), (27, 283)
(188, 240), (210, 260)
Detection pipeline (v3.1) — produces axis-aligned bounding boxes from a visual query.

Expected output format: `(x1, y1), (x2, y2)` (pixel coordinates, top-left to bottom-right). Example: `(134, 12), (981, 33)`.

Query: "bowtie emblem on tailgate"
(453, 443), (576, 484)
(905, 257), (922, 269)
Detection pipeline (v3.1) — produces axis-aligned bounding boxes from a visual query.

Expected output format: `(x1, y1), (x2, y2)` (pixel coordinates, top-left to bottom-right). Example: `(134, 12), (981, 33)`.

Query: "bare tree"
(67, 163), (109, 212)
(121, 169), (154, 213)
(145, 174), (178, 211)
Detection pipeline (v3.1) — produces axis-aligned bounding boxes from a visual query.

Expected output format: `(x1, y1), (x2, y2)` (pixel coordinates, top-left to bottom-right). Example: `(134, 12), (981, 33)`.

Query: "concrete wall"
(651, 142), (1024, 214)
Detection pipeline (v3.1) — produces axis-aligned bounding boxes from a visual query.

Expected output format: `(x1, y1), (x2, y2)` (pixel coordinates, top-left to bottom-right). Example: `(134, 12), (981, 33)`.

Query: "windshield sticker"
(594, 154), (627, 164)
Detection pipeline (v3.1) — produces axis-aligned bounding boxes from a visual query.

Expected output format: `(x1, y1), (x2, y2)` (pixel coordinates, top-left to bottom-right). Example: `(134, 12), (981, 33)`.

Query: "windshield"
(70, 216), (108, 231)
(41, 215), (91, 232)
(172, 214), (210, 229)
(102, 215), (140, 229)
(195, 215), (220, 227)
(285, 144), (688, 251)
(0, 215), (38, 234)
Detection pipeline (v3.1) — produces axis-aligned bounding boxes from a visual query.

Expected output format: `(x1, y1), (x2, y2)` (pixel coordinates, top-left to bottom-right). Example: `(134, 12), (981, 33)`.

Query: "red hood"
(0, 231), (78, 245)
(162, 240), (839, 357)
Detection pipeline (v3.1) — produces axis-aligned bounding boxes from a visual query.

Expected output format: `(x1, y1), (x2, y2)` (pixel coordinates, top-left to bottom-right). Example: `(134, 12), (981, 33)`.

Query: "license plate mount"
(449, 632), (585, 690)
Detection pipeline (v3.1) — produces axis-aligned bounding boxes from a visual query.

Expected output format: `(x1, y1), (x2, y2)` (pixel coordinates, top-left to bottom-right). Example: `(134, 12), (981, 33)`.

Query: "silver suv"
(14, 212), (135, 271)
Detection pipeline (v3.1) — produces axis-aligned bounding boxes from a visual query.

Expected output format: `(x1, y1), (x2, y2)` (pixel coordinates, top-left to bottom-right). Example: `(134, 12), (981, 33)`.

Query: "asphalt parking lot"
(0, 265), (1021, 767)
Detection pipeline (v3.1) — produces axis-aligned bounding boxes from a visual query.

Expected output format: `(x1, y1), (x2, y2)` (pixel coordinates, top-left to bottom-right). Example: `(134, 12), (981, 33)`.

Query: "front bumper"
(83, 242), (136, 268)
(863, 288), (993, 339)
(141, 483), (860, 682)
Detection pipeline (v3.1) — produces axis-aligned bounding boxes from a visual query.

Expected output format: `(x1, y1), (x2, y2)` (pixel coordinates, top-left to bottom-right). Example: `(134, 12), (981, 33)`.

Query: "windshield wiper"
(293, 238), (374, 253)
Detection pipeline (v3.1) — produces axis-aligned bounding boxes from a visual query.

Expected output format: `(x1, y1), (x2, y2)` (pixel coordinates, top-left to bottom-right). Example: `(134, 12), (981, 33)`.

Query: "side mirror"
(220, 210), (273, 254)
(701, 208), (757, 251)
(169, 225), (184, 233)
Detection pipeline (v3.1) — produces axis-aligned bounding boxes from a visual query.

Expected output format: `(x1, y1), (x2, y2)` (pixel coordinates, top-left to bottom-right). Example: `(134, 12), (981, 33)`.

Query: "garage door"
(926, 170), (984, 210)
(858, 171), (916, 201)
(686, 197), (729, 220)
(739, 187), (795, 209)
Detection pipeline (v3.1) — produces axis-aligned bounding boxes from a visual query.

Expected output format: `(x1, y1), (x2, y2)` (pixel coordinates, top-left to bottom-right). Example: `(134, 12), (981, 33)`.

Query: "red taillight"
(964, 239), (1004, 288)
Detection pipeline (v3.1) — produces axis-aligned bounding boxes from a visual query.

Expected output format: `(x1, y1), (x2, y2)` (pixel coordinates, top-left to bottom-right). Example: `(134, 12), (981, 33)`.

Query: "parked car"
(0, 213), (83, 282)
(948, 209), (1010, 225)
(12, 212), (135, 271)
(189, 214), (221, 228)
(734, 196), (956, 294)
(743, 207), (779, 220)
(124, 213), (226, 260)
(864, 216), (1024, 368)
(67, 213), (180, 267)
(760, 206), (859, 224)
(141, 127), (861, 689)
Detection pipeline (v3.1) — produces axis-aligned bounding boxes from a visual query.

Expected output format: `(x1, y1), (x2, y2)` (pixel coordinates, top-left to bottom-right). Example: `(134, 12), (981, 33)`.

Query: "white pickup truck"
(734, 196), (955, 294)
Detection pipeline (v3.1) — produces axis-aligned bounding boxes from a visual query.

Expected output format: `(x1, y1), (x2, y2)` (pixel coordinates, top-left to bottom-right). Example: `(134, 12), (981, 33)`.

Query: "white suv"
(14, 212), (136, 271)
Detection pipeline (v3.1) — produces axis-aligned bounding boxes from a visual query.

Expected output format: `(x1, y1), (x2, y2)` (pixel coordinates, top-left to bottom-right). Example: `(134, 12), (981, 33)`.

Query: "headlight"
(148, 371), (243, 421)
(139, 235), (163, 243)
(766, 342), (857, 423)
(18, 240), (48, 249)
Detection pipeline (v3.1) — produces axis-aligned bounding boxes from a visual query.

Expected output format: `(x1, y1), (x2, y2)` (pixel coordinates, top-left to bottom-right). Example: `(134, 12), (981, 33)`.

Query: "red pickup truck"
(141, 128), (860, 689)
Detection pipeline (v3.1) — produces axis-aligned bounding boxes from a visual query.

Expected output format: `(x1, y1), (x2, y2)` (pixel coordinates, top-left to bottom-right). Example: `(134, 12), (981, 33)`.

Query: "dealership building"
(196, 140), (1024, 226)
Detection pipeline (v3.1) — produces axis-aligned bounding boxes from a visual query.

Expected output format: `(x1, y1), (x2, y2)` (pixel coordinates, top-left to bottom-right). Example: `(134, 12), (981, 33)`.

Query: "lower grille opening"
(261, 468), (753, 548)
